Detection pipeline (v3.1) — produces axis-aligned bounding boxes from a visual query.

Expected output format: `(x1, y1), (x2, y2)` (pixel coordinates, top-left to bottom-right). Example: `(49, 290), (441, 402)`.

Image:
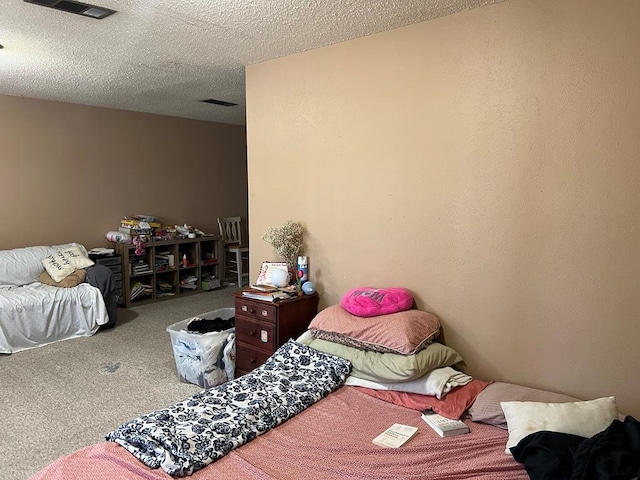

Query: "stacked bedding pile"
(298, 287), (489, 421)
(299, 286), (640, 478)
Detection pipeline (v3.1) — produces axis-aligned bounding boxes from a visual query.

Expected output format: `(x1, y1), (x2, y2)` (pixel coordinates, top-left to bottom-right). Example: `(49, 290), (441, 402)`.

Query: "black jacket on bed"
(511, 415), (640, 480)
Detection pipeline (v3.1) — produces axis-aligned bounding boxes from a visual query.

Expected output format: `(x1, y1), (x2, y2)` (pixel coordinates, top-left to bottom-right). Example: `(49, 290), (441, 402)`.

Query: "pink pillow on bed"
(309, 305), (440, 355)
(340, 287), (414, 317)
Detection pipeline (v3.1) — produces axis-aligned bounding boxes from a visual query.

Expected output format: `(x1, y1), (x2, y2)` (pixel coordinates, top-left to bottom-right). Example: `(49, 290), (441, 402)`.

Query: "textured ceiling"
(0, 0), (503, 125)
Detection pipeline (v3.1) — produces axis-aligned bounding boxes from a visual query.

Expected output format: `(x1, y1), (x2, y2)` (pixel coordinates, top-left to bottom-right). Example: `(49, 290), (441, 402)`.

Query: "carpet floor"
(0, 287), (239, 480)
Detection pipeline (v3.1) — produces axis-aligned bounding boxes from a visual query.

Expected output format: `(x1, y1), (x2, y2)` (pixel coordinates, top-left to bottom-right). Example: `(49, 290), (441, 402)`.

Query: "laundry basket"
(166, 307), (236, 388)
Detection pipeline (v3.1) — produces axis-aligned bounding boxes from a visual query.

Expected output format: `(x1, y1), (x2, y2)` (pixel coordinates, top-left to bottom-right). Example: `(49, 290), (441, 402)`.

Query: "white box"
(166, 307), (236, 389)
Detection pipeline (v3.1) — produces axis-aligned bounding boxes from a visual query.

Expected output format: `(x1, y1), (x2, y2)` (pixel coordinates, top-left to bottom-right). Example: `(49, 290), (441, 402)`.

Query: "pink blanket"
(30, 387), (526, 479)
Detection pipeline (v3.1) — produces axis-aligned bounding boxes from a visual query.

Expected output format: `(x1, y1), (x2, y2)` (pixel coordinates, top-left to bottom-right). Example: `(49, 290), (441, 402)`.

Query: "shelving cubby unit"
(110, 237), (221, 308)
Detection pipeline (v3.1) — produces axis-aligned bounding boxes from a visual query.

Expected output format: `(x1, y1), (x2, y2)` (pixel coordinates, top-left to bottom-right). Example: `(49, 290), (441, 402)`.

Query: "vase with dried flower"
(262, 220), (304, 282)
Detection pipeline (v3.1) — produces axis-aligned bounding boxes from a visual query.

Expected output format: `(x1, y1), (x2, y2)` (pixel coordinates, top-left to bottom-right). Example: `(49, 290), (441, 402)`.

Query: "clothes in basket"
(167, 308), (236, 388)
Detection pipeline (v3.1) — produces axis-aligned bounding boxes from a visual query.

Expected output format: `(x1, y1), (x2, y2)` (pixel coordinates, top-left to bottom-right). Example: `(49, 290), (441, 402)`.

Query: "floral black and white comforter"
(106, 340), (351, 477)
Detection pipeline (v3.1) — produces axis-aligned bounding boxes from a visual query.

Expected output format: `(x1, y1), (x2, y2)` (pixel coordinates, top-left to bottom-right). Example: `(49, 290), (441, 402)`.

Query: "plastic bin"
(166, 307), (236, 388)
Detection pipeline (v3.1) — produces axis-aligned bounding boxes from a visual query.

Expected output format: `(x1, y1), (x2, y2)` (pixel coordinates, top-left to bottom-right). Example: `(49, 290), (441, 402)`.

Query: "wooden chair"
(217, 216), (249, 287)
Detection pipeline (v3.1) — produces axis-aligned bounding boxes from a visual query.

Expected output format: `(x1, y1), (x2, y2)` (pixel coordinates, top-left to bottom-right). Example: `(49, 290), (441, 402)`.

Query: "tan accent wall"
(0, 95), (247, 250)
(246, 0), (640, 417)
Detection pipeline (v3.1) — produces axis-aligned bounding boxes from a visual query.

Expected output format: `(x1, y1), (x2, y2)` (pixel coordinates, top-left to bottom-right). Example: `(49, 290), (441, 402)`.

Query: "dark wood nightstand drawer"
(235, 298), (277, 323)
(235, 342), (272, 373)
(235, 315), (276, 350)
(233, 292), (319, 379)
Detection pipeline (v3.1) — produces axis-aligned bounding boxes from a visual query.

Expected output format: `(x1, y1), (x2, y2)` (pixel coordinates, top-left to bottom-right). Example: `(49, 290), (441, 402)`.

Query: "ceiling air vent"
(24, 0), (116, 19)
(201, 99), (238, 107)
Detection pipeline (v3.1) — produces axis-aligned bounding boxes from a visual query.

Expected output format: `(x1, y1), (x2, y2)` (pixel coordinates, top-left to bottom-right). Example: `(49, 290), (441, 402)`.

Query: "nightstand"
(233, 292), (319, 377)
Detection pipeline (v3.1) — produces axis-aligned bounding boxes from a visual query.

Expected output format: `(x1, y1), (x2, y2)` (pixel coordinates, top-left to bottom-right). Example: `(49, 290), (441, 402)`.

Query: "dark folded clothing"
(187, 316), (235, 333)
(511, 415), (640, 480)
(84, 264), (115, 296)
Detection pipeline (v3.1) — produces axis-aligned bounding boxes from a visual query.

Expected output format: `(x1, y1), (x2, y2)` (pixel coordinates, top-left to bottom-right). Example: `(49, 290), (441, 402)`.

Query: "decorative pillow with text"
(41, 245), (94, 282)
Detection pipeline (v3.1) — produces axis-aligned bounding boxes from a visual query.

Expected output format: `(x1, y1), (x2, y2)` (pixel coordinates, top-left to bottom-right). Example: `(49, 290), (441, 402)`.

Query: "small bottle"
(182, 254), (188, 267)
(297, 256), (308, 283)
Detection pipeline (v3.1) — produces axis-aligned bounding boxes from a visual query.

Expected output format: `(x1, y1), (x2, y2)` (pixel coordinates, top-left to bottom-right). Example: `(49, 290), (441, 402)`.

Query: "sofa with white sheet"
(0, 243), (115, 354)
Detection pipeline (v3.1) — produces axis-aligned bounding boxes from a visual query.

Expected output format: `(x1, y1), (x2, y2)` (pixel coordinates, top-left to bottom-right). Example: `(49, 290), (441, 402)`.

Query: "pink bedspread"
(30, 387), (526, 479)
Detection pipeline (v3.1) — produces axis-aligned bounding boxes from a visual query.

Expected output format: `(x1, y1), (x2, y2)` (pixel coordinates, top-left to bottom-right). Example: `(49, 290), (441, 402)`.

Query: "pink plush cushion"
(341, 287), (414, 317)
(308, 305), (441, 355)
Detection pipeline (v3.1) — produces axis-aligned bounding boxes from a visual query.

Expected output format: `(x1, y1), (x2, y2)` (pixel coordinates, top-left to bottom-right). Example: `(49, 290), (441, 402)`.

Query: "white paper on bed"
(345, 366), (472, 399)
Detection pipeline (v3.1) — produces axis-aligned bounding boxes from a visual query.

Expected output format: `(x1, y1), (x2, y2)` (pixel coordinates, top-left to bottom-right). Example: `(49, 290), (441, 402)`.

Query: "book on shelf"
(155, 253), (175, 268)
(421, 411), (470, 437)
(119, 226), (151, 236)
(130, 281), (152, 301)
(372, 423), (419, 448)
(180, 275), (198, 285)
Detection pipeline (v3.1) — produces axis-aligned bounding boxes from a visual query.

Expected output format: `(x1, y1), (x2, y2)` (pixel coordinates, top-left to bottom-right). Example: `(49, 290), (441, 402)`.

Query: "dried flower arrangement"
(262, 220), (303, 268)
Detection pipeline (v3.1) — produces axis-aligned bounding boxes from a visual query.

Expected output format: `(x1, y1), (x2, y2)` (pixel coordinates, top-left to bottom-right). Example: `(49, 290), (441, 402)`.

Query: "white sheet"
(0, 282), (108, 354)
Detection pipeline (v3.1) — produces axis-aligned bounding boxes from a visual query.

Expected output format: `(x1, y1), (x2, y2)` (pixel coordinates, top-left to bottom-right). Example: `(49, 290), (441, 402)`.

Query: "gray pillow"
(468, 382), (580, 429)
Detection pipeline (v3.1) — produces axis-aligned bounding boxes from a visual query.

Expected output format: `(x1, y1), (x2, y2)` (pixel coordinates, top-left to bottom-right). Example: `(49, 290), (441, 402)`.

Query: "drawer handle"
(261, 310), (268, 316)
(249, 357), (257, 364)
(248, 329), (256, 336)
(241, 305), (256, 314)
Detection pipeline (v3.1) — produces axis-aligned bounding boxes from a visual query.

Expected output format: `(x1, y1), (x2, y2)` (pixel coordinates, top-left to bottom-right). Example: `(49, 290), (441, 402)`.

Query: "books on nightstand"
(372, 423), (419, 448)
(421, 411), (470, 437)
(241, 288), (297, 302)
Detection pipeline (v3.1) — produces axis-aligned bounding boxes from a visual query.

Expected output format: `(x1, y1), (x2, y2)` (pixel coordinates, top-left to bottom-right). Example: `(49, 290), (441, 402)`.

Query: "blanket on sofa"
(106, 340), (351, 476)
(0, 244), (109, 354)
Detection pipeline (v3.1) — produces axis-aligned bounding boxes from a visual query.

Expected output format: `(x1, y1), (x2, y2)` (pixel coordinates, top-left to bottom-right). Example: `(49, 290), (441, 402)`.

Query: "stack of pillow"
(469, 382), (620, 449)
(298, 287), (490, 420)
(298, 286), (627, 466)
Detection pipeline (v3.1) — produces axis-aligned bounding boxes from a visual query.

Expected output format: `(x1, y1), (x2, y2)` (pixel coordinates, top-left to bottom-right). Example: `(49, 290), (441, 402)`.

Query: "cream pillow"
(41, 245), (94, 282)
(501, 396), (617, 454)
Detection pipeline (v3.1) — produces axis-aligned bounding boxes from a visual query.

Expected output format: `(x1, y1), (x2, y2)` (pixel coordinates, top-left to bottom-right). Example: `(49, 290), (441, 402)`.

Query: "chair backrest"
(217, 217), (244, 246)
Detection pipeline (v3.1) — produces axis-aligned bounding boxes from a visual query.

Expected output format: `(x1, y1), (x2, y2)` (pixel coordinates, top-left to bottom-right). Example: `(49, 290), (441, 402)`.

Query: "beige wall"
(0, 95), (247, 250)
(246, 0), (640, 417)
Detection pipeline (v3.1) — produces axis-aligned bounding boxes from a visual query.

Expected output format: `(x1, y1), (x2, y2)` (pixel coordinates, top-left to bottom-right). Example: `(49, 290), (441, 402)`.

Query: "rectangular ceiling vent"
(24, 0), (116, 19)
(201, 99), (238, 107)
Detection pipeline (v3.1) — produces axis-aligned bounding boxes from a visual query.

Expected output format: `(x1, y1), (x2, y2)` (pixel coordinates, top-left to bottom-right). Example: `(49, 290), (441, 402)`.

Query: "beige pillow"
(501, 396), (617, 454)
(38, 269), (87, 287)
(301, 336), (463, 383)
(41, 245), (94, 282)
(468, 382), (580, 429)
(309, 305), (440, 355)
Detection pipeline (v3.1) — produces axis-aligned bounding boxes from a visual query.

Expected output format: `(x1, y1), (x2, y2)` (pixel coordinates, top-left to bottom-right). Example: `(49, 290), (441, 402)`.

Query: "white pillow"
(501, 396), (617, 454)
(344, 366), (472, 399)
(41, 245), (94, 282)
